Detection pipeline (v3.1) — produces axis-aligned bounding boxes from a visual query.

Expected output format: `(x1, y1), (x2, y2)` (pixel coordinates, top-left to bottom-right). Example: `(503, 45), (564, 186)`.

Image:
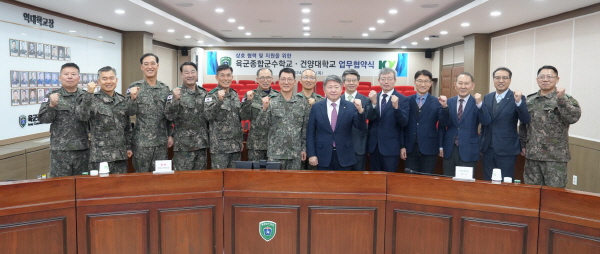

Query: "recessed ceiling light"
(411, 42), (418, 45)
(303, 26), (310, 30)
(424, 37), (430, 40)
(461, 22), (470, 27)
(69, 30), (76, 33)
(208, 45), (213, 47)
(302, 8), (310, 13)
(98, 36), (103, 38)
(440, 31), (448, 35)
(238, 26), (244, 30)
(215, 8), (224, 13)
(197, 40), (203, 43)
(245, 32), (251, 35)
(389, 9), (398, 14)
(490, 11), (501, 16)
(168, 29), (175, 33)
(302, 19), (310, 23)
(377, 19), (385, 24)
(145, 21), (153, 25)
(184, 35), (191, 39)
(303, 32), (310, 36)
(401, 46), (407, 49)
(21, 33), (27, 35)
(115, 9), (125, 14)
(369, 27), (376, 31)
(228, 18), (235, 23)
(362, 33), (368, 37)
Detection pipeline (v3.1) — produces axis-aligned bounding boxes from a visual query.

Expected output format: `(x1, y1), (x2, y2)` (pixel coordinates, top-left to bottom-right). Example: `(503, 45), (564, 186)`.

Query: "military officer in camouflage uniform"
(241, 68), (279, 161)
(519, 65), (581, 188)
(39, 63), (89, 177)
(204, 64), (243, 169)
(77, 66), (132, 174)
(255, 68), (310, 169)
(164, 62), (209, 171)
(296, 69), (324, 170)
(127, 53), (172, 172)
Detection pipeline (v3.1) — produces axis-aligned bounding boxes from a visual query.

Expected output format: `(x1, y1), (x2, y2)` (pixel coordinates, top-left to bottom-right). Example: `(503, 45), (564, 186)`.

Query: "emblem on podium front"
(259, 221), (276, 242)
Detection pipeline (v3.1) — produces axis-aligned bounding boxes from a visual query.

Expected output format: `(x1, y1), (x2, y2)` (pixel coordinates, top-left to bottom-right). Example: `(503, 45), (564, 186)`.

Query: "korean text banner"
(207, 50), (408, 77)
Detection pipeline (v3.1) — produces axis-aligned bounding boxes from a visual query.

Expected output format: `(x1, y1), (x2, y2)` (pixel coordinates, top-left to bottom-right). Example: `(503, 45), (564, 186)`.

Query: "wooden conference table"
(0, 169), (598, 254)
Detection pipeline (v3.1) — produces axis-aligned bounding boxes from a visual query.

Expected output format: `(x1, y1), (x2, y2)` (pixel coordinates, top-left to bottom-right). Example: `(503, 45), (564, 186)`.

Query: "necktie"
(347, 94), (353, 101)
(381, 94), (388, 113)
(455, 99), (464, 146)
(457, 99), (464, 122)
(418, 97), (424, 109)
(496, 94), (502, 103)
(331, 102), (337, 147)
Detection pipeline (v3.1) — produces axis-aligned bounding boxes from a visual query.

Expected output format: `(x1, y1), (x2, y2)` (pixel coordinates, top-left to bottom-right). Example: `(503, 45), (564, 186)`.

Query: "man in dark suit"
(365, 68), (409, 172)
(401, 70), (443, 173)
(439, 72), (491, 176)
(480, 67), (530, 180)
(307, 75), (366, 171)
(340, 69), (370, 171)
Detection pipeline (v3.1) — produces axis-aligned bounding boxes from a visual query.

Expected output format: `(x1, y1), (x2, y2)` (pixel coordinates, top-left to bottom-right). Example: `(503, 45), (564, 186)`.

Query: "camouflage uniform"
(296, 91), (324, 170)
(204, 87), (243, 169)
(164, 85), (209, 171)
(255, 93), (310, 170)
(77, 90), (132, 174)
(519, 90), (581, 188)
(127, 80), (171, 172)
(38, 87), (89, 177)
(241, 87), (279, 161)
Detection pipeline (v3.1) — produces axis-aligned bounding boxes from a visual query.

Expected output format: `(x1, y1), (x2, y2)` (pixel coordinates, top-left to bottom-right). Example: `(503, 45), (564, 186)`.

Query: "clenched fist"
(556, 87), (565, 98)
(87, 82), (98, 94)
(261, 96), (270, 110)
(474, 93), (482, 105)
(353, 99), (364, 113)
(391, 95), (399, 109)
(129, 87), (140, 100)
(217, 89), (226, 100)
(308, 98), (315, 106)
(368, 90), (377, 105)
(172, 88), (181, 100)
(513, 90), (522, 103)
(438, 95), (447, 108)
(49, 93), (60, 107)
(246, 90), (255, 101)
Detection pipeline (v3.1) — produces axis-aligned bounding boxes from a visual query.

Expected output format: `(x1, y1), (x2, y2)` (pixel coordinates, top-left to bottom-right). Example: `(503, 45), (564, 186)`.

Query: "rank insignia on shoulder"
(167, 95), (173, 101)
(43, 97), (48, 102)
(205, 97), (213, 102)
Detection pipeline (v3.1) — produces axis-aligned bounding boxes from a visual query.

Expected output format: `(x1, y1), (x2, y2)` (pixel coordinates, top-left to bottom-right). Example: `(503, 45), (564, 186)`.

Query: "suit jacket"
(439, 95), (491, 162)
(341, 92), (369, 155)
(401, 94), (443, 155)
(307, 99), (367, 167)
(365, 90), (409, 156)
(480, 90), (530, 155)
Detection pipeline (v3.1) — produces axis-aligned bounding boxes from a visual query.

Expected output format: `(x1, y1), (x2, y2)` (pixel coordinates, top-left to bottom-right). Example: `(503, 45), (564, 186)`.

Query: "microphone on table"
(404, 168), (451, 178)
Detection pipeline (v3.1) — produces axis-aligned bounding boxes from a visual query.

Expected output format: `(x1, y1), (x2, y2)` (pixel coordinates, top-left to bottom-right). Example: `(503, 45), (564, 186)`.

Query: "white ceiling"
(16, 0), (600, 49)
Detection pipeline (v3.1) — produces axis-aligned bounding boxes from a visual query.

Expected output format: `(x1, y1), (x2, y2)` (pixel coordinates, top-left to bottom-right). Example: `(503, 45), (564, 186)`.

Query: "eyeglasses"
(258, 76), (273, 81)
(279, 78), (295, 83)
(301, 76), (316, 81)
(537, 75), (557, 80)
(344, 79), (358, 83)
(415, 79), (432, 84)
(182, 71), (197, 76)
(493, 76), (510, 81)
(218, 74), (232, 78)
(379, 78), (395, 82)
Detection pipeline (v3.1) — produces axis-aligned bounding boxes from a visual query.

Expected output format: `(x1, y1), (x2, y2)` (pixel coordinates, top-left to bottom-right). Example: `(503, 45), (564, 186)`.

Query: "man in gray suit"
(340, 69), (370, 171)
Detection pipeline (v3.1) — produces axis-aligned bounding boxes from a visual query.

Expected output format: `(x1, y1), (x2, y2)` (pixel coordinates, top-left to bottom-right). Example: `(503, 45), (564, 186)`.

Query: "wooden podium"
(1, 170), (600, 254)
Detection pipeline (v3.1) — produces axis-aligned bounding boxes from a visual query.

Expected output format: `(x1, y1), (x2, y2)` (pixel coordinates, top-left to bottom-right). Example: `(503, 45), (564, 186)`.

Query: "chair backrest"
(238, 80), (255, 85)
(202, 83), (218, 90)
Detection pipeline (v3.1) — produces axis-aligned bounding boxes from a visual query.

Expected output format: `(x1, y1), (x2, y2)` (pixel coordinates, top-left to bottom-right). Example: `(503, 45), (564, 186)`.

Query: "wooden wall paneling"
(86, 209), (150, 254)
(0, 178), (76, 254)
(450, 65), (464, 98)
(158, 205), (218, 254)
(26, 148), (50, 179)
(386, 207), (452, 254)
(441, 65), (453, 98)
(0, 152), (26, 181)
(567, 137), (600, 193)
